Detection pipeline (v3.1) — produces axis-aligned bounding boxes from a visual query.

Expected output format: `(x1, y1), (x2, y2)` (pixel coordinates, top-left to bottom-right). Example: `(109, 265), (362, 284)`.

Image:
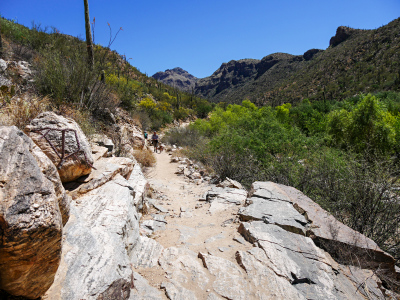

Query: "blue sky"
(1, 0), (399, 78)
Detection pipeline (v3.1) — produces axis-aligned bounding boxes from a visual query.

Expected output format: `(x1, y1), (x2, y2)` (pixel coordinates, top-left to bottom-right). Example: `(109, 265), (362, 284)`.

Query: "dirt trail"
(139, 150), (253, 295)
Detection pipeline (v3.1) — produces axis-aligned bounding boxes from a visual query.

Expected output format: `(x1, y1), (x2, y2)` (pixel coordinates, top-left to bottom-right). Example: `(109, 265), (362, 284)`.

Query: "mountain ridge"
(195, 18), (400, 105)
(153, 17), (400, 105)
(152, 67), (198, 92)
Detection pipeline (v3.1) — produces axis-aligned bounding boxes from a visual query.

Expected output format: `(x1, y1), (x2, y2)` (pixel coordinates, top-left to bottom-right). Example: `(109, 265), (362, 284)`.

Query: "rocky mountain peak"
(152, 67), (198, 92)
(329, 25), (361, 47)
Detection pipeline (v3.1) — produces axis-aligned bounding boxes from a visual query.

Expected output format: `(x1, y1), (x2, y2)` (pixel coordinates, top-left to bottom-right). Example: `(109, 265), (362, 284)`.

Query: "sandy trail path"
(138, 150), (253, 297)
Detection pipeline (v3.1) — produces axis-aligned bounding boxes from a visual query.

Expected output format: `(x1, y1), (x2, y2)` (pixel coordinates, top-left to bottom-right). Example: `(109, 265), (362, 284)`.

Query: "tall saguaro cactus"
(84, 0), (94, 69)
(0, 20), (3, 58)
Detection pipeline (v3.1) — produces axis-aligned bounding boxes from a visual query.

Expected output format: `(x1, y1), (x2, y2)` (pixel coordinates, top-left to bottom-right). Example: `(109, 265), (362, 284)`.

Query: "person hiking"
(151, 131), (159, 152)
(144, 131), (148, 140)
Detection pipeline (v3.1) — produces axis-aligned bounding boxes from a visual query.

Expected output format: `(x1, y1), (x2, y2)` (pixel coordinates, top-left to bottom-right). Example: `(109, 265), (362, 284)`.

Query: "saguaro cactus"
(0, 21), (3, 58)
(84, 0), (94, 69)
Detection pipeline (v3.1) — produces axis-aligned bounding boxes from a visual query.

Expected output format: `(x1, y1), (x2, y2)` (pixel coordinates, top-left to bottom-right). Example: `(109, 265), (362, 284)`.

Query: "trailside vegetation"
(0, 17), (213, 131)
(165, 94), (400, 262)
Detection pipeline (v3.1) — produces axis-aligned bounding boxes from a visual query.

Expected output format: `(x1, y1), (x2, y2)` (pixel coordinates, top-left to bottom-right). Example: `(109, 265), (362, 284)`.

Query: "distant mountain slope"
(152, 67), (198, 92)
(194, 18), (400, 105)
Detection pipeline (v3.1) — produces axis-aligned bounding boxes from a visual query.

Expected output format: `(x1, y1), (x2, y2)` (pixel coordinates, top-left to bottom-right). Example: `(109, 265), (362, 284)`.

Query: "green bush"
(162, 127), (203, 147)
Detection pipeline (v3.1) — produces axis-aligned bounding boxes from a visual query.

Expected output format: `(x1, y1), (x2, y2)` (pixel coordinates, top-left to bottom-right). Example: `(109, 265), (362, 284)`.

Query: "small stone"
(233, 236), (247, 245)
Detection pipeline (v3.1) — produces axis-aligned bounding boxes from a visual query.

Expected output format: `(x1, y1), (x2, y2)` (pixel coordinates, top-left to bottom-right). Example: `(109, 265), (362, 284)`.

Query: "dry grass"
(132, 149), (156, 167)
(0, 93), (51, 129)
(55, 104), (99, 138)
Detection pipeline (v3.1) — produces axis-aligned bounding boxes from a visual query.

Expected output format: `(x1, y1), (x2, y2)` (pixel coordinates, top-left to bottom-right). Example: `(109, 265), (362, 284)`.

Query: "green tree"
(276, 103), (292, 124)
(328, 94), (397, 153)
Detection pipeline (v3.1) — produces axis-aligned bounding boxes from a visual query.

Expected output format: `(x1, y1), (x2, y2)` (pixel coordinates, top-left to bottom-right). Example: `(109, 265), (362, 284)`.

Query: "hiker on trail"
(151, 131), (159, 152)
(144, 131), (148, 140)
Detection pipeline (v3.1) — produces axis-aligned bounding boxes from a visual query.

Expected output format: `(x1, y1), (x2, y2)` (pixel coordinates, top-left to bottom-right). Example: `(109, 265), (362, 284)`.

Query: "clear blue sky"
(1, 0), (399, 78)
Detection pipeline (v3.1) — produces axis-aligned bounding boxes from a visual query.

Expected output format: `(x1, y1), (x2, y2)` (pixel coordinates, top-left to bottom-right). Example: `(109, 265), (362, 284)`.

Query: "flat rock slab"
(249, 181), (292, 202)
(161, 281), (197, 300)
(236, 248), (307, 300)
(176, 225), (198, 243)
(64, 156), (133, 199)
(44, 174), (140, 300)
(256, 181), (395, 271)
(199, 252), (249, 300)
(238, 221), (385, 299)
(141, 219), (166, 233)
(130, 272), (163, 300)
(153, 203), (169, 213)
(91, 144), (109, 161)
(131, 236), (163, 268)
(204, 233), (225, 244)
(238, 197), (308, 235)
(128, 163), (148, 207)
(206, 186), (247, 205)
(159, 247), (209, 291)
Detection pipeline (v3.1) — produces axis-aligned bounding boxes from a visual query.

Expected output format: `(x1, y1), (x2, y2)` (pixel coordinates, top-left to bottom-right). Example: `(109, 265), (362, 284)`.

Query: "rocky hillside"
(152, 67), (198, 92)
(194, 17), (400, 105)
(1, 111), (399, 299)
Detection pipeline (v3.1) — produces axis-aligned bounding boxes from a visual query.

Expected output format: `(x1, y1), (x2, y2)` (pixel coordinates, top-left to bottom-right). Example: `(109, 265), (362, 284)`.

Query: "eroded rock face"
(44, 154), (148, 300)
(329, 26), (360, 47)
(152, 67), (198, 92)
(44, 174), (140, 300)
(0, 126), (67, 299)
(26, 112), (94, 183)
(249, 182), (396, 272)
(238, 221), (386, 299)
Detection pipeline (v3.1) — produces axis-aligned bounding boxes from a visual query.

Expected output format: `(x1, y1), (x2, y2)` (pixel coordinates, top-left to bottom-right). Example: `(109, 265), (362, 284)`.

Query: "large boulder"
(0, 126), (68, 298)
(238, 221), (386, 299)
(26, 112), (94, 183)
(44, 155), (149, 299)
(248, 182), (397, 274)
(118, 124), (145, 159)
(44, 174), (140, 300)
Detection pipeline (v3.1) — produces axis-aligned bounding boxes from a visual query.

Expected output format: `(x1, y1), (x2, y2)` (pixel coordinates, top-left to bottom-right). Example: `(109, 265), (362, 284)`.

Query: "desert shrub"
(132, 110), (151, 131)
(55, 104), (99, 138)
(173, 107), (192, 120)
(162, 126), (203, 147)
(327, 94), (397, 154)
(0, 94), (51, 129)
(304, 150), (400, 260)
(186, 98), (400, 262)
(34, 43), (113, 112)
(132, 149), (156, 167)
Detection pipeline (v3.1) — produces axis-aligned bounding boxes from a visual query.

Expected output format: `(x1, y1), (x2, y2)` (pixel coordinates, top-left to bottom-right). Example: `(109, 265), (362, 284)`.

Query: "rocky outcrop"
(194, 53), (306, 103)
(329, 26), (361, 47)
(0, 59), (33, 86)
(0, 126), (69, 299)
(131, 173), (397, 299)
(195, 59), (260, 100)
(63, 156), (134, 199)
(152, 67), (198, 92)
(44, 154), (148, 300)
(238, 222), (386, 299)
(263, 182), (396, 271)
(26, 112), (94, 183)
(303, 48), (323, 61)
(2, 121), (397, 299)
(111, 108), (145, 159)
